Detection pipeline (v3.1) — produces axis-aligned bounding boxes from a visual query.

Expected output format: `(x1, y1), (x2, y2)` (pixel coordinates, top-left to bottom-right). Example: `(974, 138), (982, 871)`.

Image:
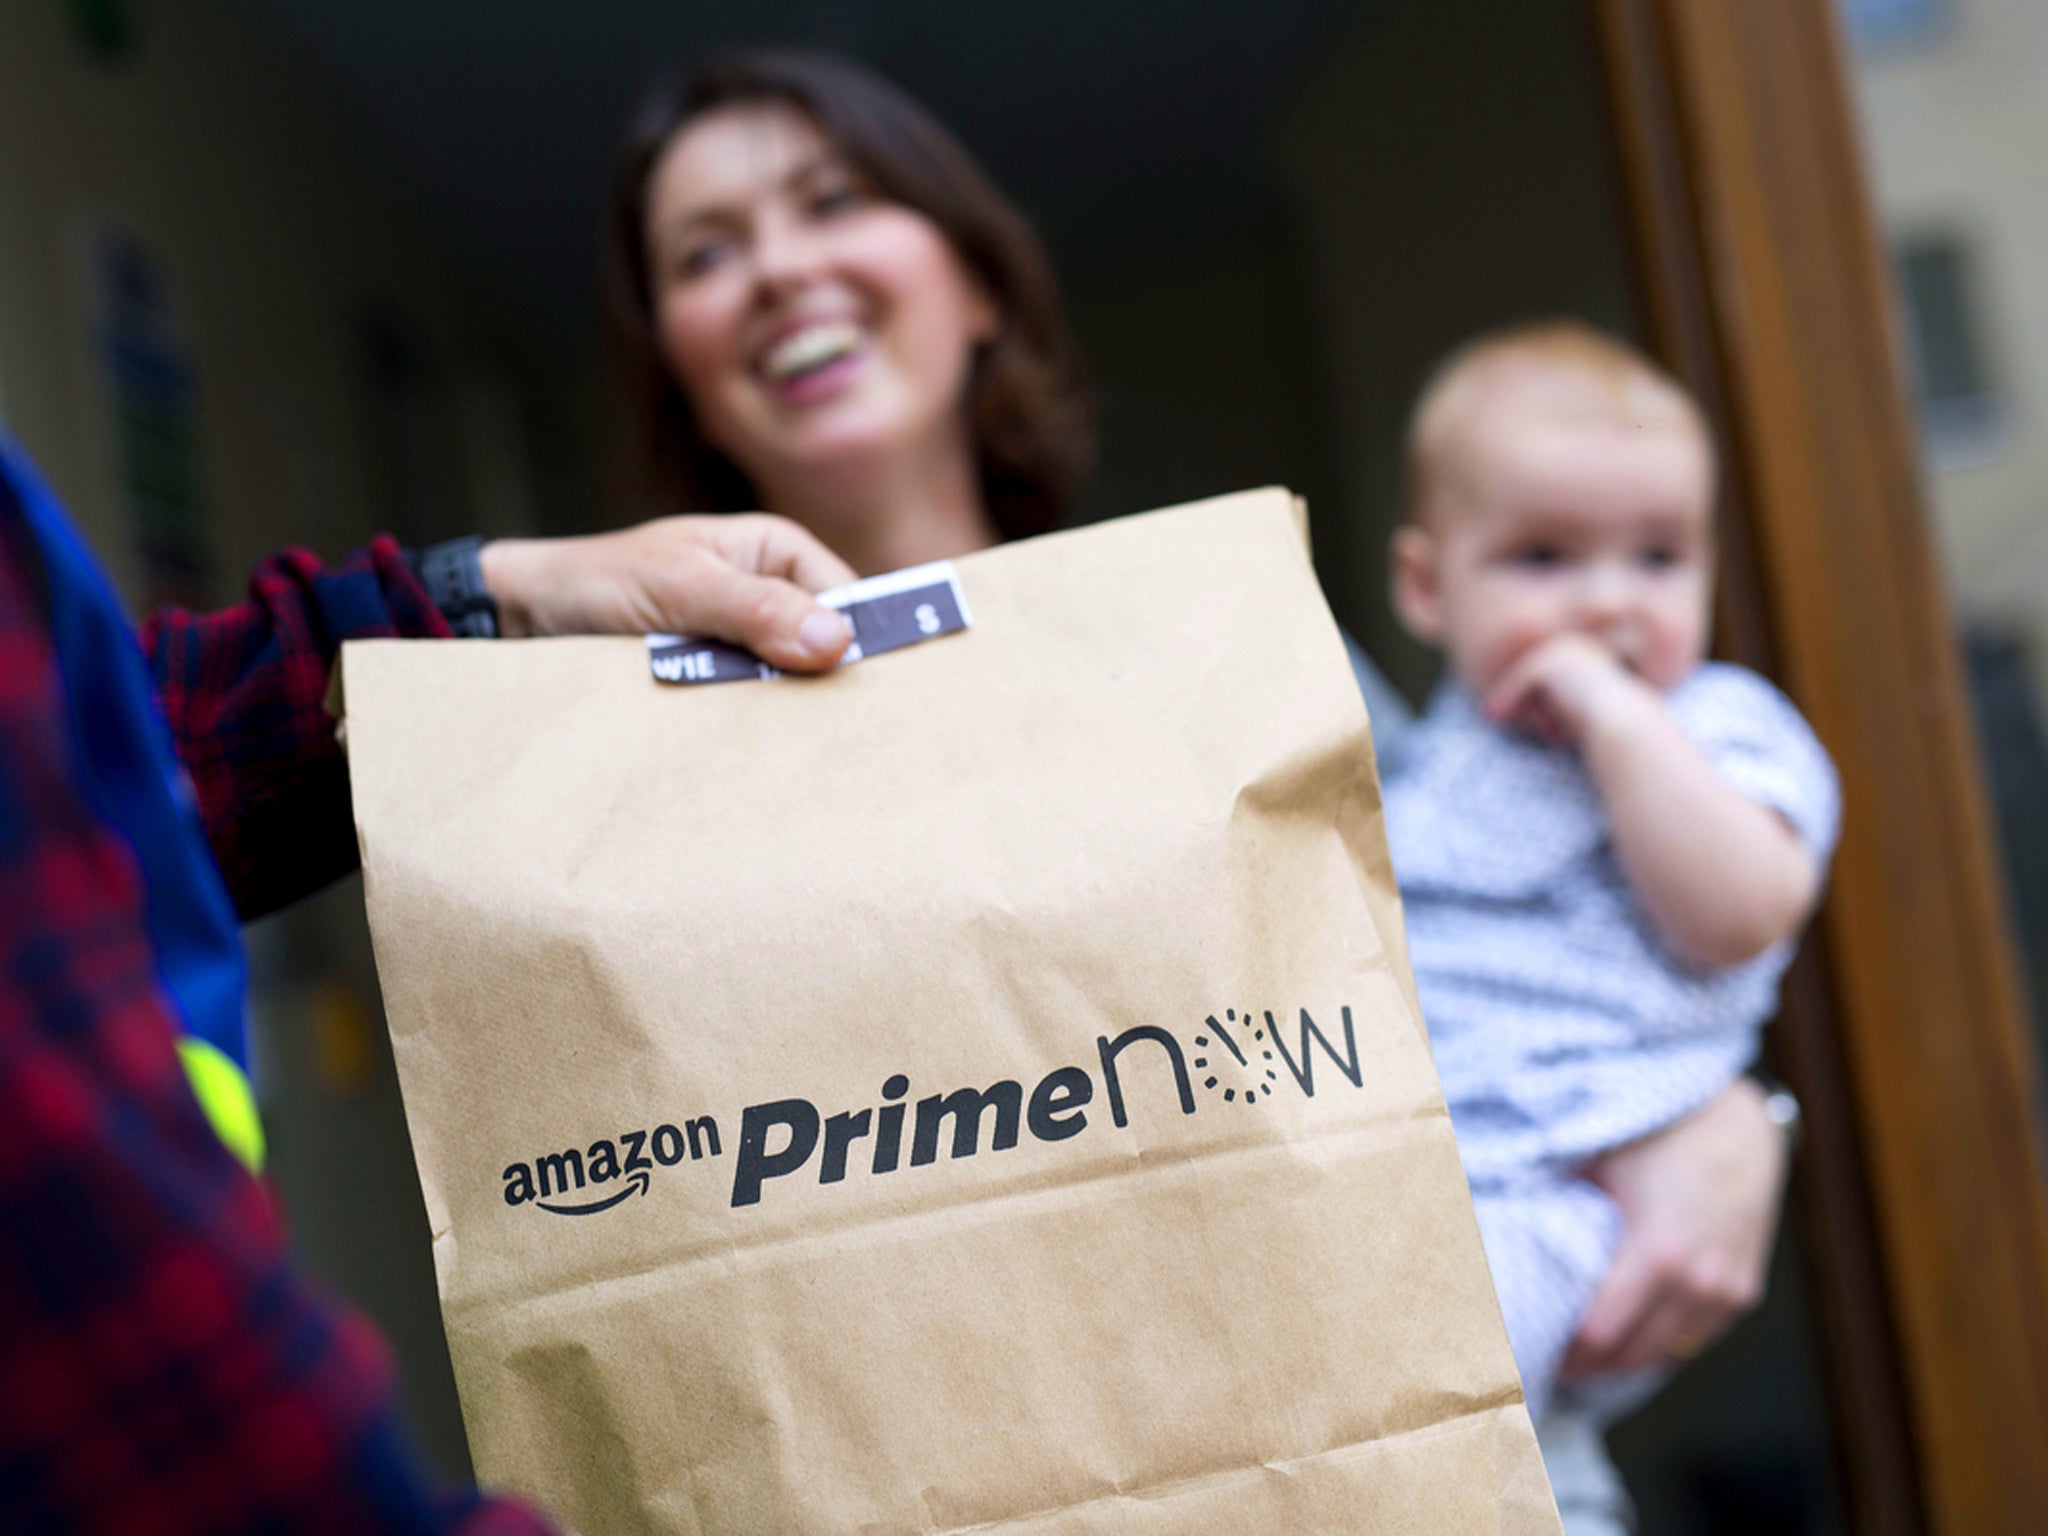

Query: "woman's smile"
(755, 316), (869, 404)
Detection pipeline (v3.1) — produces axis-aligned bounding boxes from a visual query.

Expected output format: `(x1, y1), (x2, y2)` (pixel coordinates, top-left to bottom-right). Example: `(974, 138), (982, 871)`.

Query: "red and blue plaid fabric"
(142, 538), (450, 921)
(0, 507), (554, 1533)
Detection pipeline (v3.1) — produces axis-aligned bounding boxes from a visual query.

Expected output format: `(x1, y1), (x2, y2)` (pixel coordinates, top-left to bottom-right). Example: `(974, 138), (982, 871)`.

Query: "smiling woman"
(603, 50), (1093, 575)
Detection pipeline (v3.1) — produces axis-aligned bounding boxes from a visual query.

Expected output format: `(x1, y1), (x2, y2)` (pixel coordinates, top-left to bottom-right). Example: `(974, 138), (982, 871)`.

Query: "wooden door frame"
(1587, 2), (2048, 1531)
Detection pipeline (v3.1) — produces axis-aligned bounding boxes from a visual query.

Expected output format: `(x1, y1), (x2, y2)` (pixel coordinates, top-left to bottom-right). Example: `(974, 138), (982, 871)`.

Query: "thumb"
(693, 569), (851, 672)
(1482, 651), (1541, 724)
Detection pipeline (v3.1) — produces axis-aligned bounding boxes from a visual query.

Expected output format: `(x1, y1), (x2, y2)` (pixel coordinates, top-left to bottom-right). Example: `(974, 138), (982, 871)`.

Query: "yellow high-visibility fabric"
(178, 1037), (265, 1172)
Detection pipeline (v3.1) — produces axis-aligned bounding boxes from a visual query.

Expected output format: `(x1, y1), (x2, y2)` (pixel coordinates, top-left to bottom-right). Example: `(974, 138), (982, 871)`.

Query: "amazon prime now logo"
(501, 1119), (721, 1215)
(501, 1007), (1364, 1217)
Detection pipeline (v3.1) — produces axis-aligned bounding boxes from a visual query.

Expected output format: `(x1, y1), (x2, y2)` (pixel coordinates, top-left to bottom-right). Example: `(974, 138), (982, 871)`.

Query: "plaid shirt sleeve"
(139, 539), (452, 922)
(0, 526), (557, 1534)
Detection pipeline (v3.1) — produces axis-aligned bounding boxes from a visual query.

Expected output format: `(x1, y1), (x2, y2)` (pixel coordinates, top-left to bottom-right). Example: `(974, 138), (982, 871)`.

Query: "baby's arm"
(1486, 636), (1820, 969)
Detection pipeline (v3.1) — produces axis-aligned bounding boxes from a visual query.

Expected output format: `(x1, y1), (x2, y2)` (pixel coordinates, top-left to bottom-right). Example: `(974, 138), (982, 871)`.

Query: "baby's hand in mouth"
(1485, 633), (1652, 747)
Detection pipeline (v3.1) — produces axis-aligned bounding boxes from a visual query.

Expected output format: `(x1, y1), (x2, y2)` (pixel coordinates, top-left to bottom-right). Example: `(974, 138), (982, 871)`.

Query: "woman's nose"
(749, 212), (826, 294)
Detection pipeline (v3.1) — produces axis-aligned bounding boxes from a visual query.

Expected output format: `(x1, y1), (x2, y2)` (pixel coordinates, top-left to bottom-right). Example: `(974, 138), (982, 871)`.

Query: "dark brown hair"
(603, 49), (1093, 542)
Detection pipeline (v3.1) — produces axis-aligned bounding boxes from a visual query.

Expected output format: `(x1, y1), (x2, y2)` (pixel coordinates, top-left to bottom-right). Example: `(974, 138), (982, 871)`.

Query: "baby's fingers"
(1482, 651), (1552, 727)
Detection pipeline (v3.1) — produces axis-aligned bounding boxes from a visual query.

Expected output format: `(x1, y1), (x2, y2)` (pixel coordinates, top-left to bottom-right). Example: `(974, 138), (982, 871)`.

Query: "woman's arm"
(145, 516), (854, 922)
(1561, 1077), (1790, 1375)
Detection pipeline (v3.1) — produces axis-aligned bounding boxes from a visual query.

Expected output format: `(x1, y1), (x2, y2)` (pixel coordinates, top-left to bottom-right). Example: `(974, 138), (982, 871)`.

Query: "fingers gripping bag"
(339, 489), (1560, 1535)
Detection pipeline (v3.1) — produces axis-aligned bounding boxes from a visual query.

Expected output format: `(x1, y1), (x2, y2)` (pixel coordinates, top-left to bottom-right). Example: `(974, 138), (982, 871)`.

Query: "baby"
(1379, 321), (1840, 1422)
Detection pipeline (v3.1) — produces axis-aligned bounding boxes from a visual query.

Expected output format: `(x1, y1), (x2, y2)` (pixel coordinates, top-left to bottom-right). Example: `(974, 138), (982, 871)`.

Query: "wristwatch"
(411, 535), (500, 638)
(1753, 1073), (1804, 1154)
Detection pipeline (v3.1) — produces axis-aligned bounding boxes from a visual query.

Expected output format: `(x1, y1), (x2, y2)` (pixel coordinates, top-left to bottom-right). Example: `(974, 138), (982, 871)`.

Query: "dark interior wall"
(0, 0), (589, 604)
(1276, 0), (1642, 698)
(1061, 223), (1337, 532)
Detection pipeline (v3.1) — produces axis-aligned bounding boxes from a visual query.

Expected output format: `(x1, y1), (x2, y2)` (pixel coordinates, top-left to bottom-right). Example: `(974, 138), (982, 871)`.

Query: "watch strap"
(412, 535), (500, 638)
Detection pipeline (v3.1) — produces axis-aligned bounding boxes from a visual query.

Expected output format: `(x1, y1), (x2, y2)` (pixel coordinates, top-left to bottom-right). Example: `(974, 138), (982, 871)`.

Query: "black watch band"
(412, 535), (500, 638)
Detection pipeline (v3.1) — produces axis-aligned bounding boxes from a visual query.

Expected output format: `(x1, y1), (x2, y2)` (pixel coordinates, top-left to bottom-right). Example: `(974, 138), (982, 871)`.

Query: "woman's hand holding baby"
(1564, 1077), (1789, 1375)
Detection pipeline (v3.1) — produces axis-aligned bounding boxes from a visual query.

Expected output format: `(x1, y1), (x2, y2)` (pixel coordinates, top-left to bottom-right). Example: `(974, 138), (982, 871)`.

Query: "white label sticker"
(647, 560), (971, 685)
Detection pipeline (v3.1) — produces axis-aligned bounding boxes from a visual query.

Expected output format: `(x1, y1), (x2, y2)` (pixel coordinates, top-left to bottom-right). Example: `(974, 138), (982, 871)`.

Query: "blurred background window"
(1848, 0), (2048, 1080)
(1893, 232), (2003, 460)
(1840, 0), (1953, 50)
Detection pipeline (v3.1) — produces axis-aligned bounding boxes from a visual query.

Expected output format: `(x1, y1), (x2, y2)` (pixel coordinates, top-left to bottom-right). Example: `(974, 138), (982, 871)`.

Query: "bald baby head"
(1404, 320), (1710, 531)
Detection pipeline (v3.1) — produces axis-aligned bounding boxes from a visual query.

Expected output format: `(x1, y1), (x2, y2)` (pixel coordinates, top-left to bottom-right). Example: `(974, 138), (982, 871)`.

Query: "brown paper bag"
(341, 488), (1558, 1535)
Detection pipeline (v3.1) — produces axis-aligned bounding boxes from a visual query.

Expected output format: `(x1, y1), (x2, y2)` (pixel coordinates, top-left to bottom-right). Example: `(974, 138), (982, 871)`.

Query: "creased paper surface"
(343, 489), (1558, 1535)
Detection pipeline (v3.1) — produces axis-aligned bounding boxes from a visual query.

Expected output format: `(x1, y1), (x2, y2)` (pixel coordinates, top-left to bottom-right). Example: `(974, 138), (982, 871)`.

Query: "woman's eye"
(1511, 544), (1567, 569)
(1638, 544), (1682, 570)
(810, 183), (867, 218)
(672, 240), (732, 281)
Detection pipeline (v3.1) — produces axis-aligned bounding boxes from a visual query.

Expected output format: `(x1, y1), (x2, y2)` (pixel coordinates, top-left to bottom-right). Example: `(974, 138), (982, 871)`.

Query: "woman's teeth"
(762, 322), (863, 382)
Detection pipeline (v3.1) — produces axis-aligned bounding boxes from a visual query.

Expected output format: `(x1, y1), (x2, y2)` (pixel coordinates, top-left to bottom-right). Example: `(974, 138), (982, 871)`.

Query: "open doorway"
(16, 0), (2011, 1527)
